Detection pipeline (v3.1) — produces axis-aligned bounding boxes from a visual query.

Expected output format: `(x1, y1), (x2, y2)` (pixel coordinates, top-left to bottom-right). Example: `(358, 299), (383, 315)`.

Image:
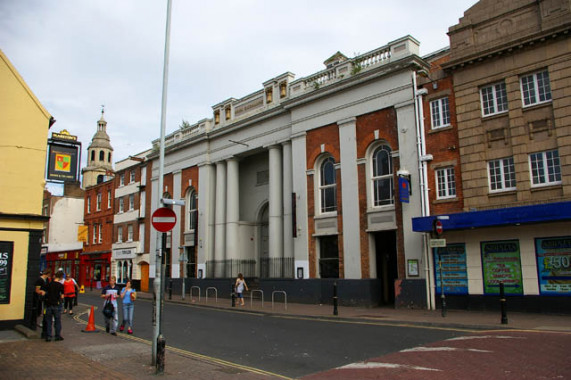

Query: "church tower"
(81, 108), (114, 188)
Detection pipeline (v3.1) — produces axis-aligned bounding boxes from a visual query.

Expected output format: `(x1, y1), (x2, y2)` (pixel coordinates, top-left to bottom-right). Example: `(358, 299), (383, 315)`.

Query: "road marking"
(401, 346), (492, 353)
(339, 362), (442, 371)
(447, 335), (526, 341)
(75, 306), (292, 380)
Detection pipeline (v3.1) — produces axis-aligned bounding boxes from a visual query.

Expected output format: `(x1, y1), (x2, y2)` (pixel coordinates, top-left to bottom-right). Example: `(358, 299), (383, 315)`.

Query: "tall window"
(130, 170), (135, 183)
(436, 167), (456, 199)
(529, 150), (561, 186)
(127, 225), (133, 241)
(319, 157), (337, 213)
(119, 197), (124, 213)
(87, 197), (91, 214)
(92, 224), (97, 244)
(430, 97), (450, 129)
(107, 190), (112, 209)
(371, 145), (393, 206)
(488, 157), (516, 192)
(99, 150), (104, 161)
(96, 193), (102, 211)
(129, 194), (135, 210)
(117, 226), (123, 243)
(187, 190), (198, 231)
(120, 173), (125, 186)
(521, 70), (552, 107)
(98, 223), (102, 243)
(481, 82), (508, 116)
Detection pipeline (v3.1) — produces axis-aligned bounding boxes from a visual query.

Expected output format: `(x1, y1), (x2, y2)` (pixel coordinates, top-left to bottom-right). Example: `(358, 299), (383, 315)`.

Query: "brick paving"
(2, 292), (570, 379)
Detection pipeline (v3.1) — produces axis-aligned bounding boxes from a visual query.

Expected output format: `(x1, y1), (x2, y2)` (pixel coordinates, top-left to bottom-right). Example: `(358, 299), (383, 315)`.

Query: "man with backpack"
(101, 275), (120, 336)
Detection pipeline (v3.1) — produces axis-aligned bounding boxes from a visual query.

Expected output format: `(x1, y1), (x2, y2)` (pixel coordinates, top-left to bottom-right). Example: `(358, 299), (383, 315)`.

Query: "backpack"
(102, 300), (114, 318)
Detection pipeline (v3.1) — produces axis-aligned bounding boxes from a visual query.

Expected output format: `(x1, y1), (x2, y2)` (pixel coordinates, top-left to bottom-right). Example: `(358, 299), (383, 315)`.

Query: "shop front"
(80, 251), (111, 289)
(413, 202), (571, 313)
(45, 249), (81, 280)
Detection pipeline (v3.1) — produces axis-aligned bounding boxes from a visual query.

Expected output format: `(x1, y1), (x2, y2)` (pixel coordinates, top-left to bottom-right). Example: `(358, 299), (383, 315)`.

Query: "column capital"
(337, 117), (357, 128)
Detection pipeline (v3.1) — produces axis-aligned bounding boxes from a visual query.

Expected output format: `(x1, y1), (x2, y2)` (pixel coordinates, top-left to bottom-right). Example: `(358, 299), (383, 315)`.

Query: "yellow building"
(0, 50), (52, 328)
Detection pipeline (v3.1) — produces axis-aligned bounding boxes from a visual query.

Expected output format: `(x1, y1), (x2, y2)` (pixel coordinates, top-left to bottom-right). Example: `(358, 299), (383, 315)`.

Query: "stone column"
(197, 163), (215, 278)
(268, 145), (283, 277)
(282, 141), (293, 278)
(214, 161), (227, 277)
(338, 117), (361, 279)
(226, 158), (240, 277)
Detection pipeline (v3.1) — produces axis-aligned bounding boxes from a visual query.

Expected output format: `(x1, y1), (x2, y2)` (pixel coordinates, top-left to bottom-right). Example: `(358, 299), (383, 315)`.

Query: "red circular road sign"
(152, 207), (177, 233)
(434, 220), (443, 236)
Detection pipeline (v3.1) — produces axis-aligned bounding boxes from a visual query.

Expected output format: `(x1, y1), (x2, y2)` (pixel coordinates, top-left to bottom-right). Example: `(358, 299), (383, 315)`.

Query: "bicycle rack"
(271, 290), (287, 310)
(190, 286), (201, 302)
(205, 287), (218, 303)
(250, 289), (264, 308)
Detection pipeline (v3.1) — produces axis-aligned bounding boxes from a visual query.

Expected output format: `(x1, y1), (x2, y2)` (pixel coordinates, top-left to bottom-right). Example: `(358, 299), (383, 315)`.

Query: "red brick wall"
(420, 56), (464, 215)
(305, 123), (342, 278)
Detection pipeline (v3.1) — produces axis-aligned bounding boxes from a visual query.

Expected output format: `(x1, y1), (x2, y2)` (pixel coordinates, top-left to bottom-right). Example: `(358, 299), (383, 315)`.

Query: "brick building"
(148, 36), (430, 307)
(413, 0), (571, 312)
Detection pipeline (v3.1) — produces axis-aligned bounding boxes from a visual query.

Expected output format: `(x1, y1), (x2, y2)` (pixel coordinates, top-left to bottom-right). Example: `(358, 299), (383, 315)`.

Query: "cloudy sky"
(1, 0), (477, 170)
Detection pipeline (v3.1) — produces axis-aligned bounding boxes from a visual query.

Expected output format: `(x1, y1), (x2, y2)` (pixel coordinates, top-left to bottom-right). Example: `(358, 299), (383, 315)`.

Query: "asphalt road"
(81, 293), (468, 378)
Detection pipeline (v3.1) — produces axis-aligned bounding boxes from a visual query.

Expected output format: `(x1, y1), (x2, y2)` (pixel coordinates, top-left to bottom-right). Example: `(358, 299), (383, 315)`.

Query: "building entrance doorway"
(374, 230), (398, 305)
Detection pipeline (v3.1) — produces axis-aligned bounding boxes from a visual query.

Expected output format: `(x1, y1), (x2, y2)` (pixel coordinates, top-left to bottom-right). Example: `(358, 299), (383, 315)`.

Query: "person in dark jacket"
(44, 270), (65, 342)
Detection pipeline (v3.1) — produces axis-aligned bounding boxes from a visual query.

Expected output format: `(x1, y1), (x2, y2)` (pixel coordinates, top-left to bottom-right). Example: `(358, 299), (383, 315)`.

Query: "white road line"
(447, 335), (526, 341)
(400, 346), (492, 353)
(339, 362), (442, 372)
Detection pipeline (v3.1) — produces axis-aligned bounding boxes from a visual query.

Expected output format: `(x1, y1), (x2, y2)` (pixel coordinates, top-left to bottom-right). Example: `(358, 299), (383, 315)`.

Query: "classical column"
(338, 117), (361, 279)
(282, 141), (293, 277)
(268, 145), (283, 277)
(197, 163), (215, 278)
(214, 161), (227, 277)
(226, 158), (240, 277)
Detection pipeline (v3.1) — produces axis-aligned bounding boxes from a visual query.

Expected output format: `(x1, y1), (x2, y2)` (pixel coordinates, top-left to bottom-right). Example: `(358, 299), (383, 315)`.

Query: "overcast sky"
(1, 0), (478, 171)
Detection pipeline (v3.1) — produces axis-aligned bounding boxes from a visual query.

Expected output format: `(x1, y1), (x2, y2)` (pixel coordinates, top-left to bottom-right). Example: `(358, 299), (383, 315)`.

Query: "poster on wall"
(0, 241), (14, 304)
(535, 236), (571, 295)
(481, 240), (523, 295)
(434, 243), (468, 295)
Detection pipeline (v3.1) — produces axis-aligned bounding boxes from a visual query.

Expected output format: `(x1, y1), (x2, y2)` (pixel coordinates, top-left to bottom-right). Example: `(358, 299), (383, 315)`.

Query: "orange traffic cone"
(82, 306), (99, 333)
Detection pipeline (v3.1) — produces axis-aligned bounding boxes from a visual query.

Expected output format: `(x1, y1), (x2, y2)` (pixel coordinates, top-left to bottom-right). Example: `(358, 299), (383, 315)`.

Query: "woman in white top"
(235, 273), (248, 306)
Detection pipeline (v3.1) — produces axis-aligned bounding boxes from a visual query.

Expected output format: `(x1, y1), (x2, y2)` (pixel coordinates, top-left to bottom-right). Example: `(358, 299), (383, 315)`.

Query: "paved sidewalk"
(2, 291), (570, 379)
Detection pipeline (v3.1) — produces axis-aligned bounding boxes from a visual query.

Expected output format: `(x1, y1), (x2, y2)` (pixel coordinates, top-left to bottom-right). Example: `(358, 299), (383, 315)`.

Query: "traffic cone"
(82, 306), (99, 333)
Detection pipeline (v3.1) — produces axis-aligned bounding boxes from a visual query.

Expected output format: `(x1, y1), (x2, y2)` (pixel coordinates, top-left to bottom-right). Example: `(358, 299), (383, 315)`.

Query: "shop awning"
(412, 201), (571, 233)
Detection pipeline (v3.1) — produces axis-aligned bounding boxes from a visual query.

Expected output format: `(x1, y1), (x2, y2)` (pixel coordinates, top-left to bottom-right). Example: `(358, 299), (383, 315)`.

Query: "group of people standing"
(34, 271), (136, 341)
(34, 268), (78, 342)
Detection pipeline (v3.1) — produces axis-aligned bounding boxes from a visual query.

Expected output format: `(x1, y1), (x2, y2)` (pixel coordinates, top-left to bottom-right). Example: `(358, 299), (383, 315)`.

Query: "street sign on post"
(433, 219), (443, 236)
(152, 207), (177, 233)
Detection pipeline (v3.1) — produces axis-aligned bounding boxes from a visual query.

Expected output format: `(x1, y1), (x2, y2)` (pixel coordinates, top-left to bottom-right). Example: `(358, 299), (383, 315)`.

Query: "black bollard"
(90, 279), (93, 292)
(333, 281), (338, 316)
(156, 334), (166, 374)
(168, 279), (173, 300)
(500, 282), (508, 324)
(231, 282), (236, 307)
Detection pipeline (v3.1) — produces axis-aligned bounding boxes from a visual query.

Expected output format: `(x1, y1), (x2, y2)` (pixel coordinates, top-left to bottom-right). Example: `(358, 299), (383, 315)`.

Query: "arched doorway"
(258, 202), (269, 278)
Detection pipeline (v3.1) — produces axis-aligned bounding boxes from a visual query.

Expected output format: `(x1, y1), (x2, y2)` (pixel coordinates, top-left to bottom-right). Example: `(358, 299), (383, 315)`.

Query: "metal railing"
(272, 290), (287, 311)
(250, 289), (264, 308)
(260, 257), (294, 279)
(205, 287), (218, 303)
(190, 286), (201, 302)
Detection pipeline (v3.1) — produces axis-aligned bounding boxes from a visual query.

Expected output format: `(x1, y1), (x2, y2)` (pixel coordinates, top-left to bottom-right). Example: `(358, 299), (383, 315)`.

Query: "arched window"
(108, 152), (111, 163)
(91, 150), (95, 162)
(186, 189), (198, 231)
(99, 150), (104, 161)
(319, 157), (337, 213)
(371, 145), (393, 206)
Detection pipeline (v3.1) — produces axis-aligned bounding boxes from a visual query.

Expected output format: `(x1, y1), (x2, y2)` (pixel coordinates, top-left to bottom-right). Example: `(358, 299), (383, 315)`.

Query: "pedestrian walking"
(101, 275), (121, 335)
(63, 274), (79, 315)
(119, 279), (136, 334)
(235, 273), (248, 306)
(44, 270), (65, 342)
(34, 268), (51, 337)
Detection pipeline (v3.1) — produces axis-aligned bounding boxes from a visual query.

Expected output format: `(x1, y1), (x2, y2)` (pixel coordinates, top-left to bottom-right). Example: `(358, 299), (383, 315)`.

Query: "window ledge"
(488, 190), (517, 197)
(315, 212), (338, 220)
(433, 197), (457, 204)
(522, 101), (552, 112)
(530, 183), (562, 192)
(428, 125), (453, 134)
(482, 112), (508, 120)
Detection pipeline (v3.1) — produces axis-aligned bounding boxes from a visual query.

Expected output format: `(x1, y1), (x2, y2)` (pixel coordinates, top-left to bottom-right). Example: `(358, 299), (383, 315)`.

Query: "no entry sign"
(152, 207), (177, 233)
